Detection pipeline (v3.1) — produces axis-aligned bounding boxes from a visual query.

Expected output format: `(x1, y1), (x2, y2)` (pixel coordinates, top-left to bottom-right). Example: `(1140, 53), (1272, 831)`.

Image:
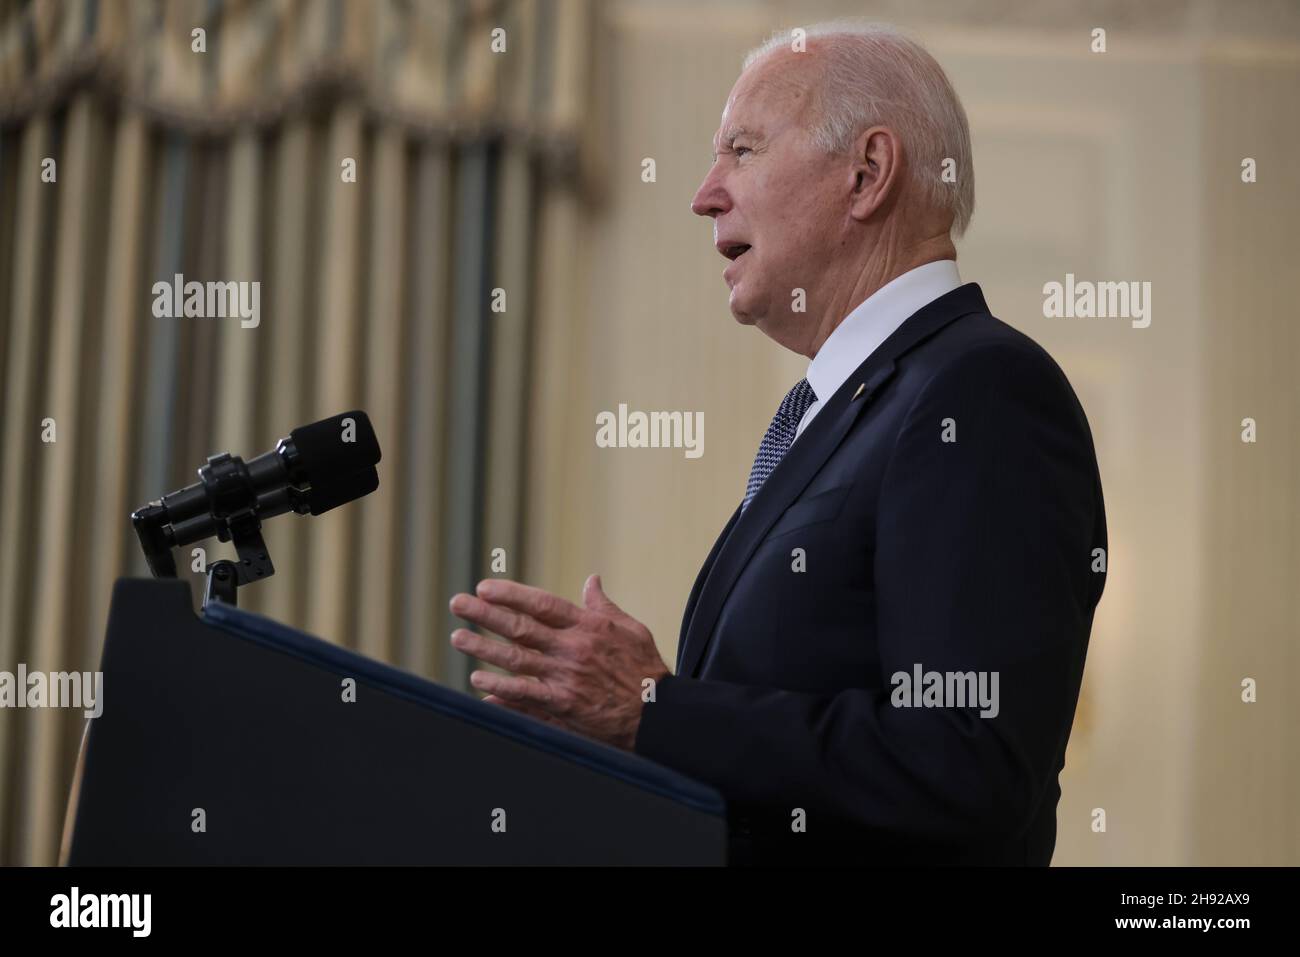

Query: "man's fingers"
(451, 629), (555, 677)
(469, 669), (559, 711)
(449, 593), (559, 651)
(481, 693), (565, 728)
(472, 579), (584, 629)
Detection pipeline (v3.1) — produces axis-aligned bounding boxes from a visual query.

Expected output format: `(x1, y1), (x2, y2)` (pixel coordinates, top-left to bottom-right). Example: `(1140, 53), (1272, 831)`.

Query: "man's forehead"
(713, 56), (817, 143)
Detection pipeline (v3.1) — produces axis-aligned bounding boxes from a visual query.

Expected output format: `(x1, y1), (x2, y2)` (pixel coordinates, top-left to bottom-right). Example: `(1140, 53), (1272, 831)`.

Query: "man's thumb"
(583, 573), (620, 613)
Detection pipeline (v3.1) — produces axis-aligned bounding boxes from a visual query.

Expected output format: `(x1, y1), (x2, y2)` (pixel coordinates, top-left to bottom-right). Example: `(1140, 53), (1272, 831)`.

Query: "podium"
(65, 579), (727, 865)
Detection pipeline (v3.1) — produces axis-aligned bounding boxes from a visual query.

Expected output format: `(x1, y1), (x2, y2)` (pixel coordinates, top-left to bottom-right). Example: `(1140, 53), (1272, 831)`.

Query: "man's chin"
(728, 292), (760, 326)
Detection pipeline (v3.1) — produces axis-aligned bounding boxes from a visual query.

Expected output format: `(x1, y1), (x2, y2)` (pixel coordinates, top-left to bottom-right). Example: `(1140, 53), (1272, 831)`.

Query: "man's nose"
(690, 166), (730, 218)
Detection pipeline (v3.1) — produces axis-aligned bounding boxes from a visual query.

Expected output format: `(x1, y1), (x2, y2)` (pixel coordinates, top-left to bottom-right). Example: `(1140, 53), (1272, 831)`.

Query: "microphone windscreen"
(291, 411), (382, 479)
(308, 467), (379, 515)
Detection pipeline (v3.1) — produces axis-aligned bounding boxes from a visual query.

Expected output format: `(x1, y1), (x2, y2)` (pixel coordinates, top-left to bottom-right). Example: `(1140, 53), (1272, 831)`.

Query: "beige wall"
(525, 0), (1300, 865)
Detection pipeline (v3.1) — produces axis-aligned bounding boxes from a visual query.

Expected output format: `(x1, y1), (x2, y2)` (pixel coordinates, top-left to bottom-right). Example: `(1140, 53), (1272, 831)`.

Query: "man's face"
(692, 53), (847, 343)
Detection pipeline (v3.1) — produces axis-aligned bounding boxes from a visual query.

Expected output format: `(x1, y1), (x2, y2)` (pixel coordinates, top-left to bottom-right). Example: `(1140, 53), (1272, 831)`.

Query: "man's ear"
(849, 126), (901, 222)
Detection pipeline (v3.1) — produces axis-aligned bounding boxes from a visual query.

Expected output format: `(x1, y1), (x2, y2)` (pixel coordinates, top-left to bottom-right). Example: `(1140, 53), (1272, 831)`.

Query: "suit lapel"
(677, 283), (989, 678)
(674, 503), (740, 673)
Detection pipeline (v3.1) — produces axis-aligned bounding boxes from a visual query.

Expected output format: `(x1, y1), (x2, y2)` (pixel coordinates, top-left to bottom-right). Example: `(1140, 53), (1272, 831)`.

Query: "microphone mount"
(131, 411), (381, 610)
(133, 450), (293, 608)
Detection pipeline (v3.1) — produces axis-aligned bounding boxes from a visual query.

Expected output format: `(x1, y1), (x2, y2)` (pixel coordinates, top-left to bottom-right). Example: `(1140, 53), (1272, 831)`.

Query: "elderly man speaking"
(450, 22), (1107, 866)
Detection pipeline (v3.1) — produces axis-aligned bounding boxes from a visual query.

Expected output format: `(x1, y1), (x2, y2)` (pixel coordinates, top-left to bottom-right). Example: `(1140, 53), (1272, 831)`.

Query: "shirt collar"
(806, 259), (962, 405)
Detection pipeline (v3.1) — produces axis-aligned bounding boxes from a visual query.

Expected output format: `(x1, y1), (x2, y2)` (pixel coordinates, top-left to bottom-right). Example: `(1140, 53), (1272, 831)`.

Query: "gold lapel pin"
(851, 383), (866, 401)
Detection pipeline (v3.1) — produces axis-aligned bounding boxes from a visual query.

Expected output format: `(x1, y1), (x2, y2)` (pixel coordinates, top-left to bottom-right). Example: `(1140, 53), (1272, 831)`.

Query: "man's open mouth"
(721, 244), (751, 261)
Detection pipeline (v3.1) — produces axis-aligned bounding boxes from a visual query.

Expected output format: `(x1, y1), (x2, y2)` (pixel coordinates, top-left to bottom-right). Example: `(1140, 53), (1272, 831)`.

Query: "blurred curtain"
(0, 0), (600, 865)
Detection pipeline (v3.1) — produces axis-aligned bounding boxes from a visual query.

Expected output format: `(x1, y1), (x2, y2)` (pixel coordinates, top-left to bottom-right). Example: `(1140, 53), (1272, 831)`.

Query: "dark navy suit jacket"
(634, 283), (1107, 866)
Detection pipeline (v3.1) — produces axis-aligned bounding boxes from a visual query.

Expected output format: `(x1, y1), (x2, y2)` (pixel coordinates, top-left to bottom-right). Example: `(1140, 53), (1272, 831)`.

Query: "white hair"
(744, 21), (975, 237)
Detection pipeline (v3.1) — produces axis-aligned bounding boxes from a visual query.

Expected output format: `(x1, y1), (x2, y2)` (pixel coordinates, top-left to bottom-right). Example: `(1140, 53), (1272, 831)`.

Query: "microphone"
(132, 411), (381, 582)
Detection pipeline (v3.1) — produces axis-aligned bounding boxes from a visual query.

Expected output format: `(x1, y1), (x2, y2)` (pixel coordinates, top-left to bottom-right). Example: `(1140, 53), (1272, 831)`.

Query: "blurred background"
(0, 0), (1296, 867)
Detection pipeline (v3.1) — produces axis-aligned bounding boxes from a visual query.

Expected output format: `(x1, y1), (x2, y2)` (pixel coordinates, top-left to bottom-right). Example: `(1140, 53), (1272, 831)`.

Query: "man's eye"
(734, 146), (752, 158)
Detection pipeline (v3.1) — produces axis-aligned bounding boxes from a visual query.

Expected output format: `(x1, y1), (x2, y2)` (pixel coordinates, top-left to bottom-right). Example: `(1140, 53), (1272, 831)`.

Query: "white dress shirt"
(794, 259), (963, 441)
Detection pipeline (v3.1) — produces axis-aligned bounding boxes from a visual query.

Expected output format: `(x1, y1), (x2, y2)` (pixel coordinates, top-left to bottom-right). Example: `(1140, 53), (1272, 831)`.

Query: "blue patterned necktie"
(742, 378), (818, 511)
